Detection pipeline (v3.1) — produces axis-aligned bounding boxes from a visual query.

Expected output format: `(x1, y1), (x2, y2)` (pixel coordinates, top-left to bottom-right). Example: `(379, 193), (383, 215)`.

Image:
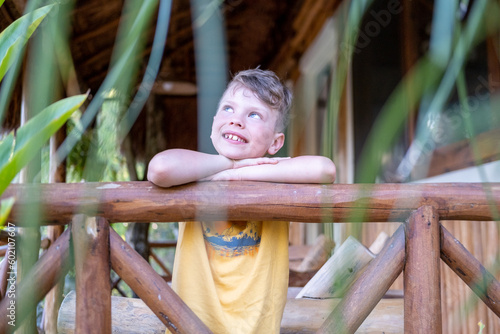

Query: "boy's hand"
(232, 157), (290, 169)
(203, 169), (241, 181)
(205, 157), (291, 181)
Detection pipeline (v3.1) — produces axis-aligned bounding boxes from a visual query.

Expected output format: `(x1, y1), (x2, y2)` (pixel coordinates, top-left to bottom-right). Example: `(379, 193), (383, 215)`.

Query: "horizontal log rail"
(2, 181), (500, 224)
(1, 181), (499, 333)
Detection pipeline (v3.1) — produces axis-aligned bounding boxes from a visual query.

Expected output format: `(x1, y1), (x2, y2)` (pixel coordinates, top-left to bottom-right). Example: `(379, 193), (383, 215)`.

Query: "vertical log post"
(0, 245), (11, 299)
(404, 206), (441, 333)
(0, 227), (71, 334)
(72, 215), (111, 334)
(317, 224), (406, 334)
(440, 224), (500, 316)
(43, 128), (67, 333)
(42, 225), (65, 333)
(109, 228), (212, 334)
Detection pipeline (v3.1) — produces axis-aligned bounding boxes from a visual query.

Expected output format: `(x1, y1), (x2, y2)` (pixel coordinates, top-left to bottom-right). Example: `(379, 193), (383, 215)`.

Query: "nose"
(229, 114), (244, 128)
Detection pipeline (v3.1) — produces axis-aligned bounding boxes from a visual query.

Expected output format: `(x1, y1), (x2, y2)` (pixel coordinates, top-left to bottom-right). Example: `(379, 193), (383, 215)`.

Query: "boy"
(148, 69), (336, 333)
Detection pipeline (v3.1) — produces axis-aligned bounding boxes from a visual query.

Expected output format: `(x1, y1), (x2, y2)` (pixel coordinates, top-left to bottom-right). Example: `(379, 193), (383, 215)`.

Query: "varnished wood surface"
(72, 216), (111, 334)
(317, 225), (406, 333)
(0, 228), (71, 333)
(109, 228), (212, 334)
(404, 206), (442, 333)
(440, 224), (500, 317)
(3, 182), (500, 225)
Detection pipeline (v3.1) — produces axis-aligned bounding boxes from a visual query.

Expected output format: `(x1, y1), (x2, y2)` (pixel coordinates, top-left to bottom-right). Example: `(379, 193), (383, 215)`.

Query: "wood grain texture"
(57, 291), (166, 334)
(58, 291), (404, 334)
(440, 224), (500, 317)
(3, 182), (500, 224)
(404, 206), (442, 333)
(281, 298), (404, 334)
(0, 228), (71, 333)
(109, 228), (212, 334)
(317, 224), (406, 333)
(296, 236), (374, 299)
(72, 215), (111, 334)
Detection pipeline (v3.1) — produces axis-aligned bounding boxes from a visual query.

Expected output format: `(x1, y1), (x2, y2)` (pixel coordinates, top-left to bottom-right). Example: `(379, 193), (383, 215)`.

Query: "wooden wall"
(361, 220), (500, 334)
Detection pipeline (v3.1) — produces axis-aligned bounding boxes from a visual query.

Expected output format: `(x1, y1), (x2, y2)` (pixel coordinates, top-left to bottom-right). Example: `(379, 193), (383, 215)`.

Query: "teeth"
(224, 134), (245, 143)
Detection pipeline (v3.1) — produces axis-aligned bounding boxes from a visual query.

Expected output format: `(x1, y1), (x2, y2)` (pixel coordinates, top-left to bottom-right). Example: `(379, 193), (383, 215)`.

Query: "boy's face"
(211, 85), (284, 160)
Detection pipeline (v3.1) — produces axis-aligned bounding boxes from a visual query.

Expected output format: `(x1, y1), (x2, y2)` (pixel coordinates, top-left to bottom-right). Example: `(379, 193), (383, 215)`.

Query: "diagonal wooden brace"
(316, 224), (405, 334)
(0, 227), (71, 333)
(109, 227), (212, 334)
(440, 224), (500, 317)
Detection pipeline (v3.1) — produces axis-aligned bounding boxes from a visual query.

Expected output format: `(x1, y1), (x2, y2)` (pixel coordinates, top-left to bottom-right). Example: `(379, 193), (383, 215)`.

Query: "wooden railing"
(1, 181), (499, 333)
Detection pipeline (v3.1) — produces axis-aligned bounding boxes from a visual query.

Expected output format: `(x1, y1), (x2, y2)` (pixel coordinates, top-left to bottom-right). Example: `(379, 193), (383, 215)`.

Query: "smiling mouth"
(224, 133), (247, 143)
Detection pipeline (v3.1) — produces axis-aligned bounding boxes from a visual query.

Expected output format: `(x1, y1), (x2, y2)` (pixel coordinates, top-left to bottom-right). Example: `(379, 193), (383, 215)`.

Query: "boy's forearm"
(234, 156), (336, 184)
(147, 149), (233, 187)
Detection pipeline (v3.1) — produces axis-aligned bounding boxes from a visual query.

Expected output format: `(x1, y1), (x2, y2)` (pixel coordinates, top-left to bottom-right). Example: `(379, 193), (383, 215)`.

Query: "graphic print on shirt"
(202, 221), (262, 257)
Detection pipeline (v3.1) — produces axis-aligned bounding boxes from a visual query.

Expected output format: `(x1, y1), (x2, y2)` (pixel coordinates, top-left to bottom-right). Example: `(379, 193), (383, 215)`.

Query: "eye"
(249, 112), (262, 119)
(223, 106), (234, 113)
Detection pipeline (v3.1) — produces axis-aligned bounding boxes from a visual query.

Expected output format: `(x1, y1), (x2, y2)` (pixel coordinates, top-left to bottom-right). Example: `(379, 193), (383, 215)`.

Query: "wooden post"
(0, 245), (11, 299)
(440, 224), (500, 317)
(72, 215), (111, 334)
(317, 224), (405, 334)
(42, 225), (65, 333)
(0, 227), (71, 334)
(109, 228), (212, 334)
(404, 206), (441, 333)
(43, 126), (67, 333)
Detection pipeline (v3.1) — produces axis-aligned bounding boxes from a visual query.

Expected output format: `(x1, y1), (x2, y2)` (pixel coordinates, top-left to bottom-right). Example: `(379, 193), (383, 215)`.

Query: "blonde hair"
(226, 68), (292, 132)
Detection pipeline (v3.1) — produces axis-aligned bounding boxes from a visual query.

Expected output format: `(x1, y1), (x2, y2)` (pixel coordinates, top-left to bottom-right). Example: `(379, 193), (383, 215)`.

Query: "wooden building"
(1, 0), (499, 332)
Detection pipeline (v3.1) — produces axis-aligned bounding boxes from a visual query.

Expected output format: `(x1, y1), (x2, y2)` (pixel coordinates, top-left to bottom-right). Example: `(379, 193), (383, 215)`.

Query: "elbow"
(147, 155), (173, 188)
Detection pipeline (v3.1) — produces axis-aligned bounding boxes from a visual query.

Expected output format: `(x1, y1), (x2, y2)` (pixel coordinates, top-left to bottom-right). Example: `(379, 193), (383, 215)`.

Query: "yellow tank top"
(170, 221), (289, 334)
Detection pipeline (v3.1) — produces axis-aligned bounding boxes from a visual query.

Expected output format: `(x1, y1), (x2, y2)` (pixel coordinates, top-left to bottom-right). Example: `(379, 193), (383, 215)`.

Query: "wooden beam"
(3, 182), (500, 224)
(404, 206), (442, 333)
(0, 228), (71, 333)
(41, 225), (65, 334)
(282, 298), (403, 333)
(270, 0), (343, 80)
(426, 128), (500, 177)
(0, 249), (10, 299)
(109, 228), (212, 333)
(486, 32), (500, 94)
(149, 240), (177, 248)
(72, 215), (111, 334)
(440, 224), (500, 317)
(58, 291), (166, 334)
(295, 236), (374, 299)
(317, 224), (405, 333)
(401, 0), (421, 145)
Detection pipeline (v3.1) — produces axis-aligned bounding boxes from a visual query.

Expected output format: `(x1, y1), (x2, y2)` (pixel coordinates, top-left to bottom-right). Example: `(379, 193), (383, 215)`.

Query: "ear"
(267, 132), (285, 156)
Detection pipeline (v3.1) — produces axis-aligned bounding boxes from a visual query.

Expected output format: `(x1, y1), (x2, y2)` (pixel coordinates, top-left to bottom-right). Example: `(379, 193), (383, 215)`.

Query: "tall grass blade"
(322, 0), (374, 160)
(0, 94), (87, 195)
(0, 5), (53, 82)
(55, 0), (159, 170)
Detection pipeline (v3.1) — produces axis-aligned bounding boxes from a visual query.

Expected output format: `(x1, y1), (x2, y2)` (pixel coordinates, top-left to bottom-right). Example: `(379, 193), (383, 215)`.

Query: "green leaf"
(0, 197), (14, 227)
(0, 0), (5, 9)
(0, 4), (54, 81)
(0, 94), (87, 195)
(0, 133), (14, 172)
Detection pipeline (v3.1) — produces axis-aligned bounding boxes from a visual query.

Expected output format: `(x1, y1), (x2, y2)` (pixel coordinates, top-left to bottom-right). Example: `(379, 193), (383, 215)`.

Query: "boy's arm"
(206, 155), (336, 184)
(147, 149), (281, 187)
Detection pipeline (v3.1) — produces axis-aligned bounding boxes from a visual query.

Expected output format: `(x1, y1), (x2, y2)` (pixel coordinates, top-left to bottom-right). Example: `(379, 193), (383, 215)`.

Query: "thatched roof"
(1, 0), (343, 153)
(1, 0), (342, 94)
